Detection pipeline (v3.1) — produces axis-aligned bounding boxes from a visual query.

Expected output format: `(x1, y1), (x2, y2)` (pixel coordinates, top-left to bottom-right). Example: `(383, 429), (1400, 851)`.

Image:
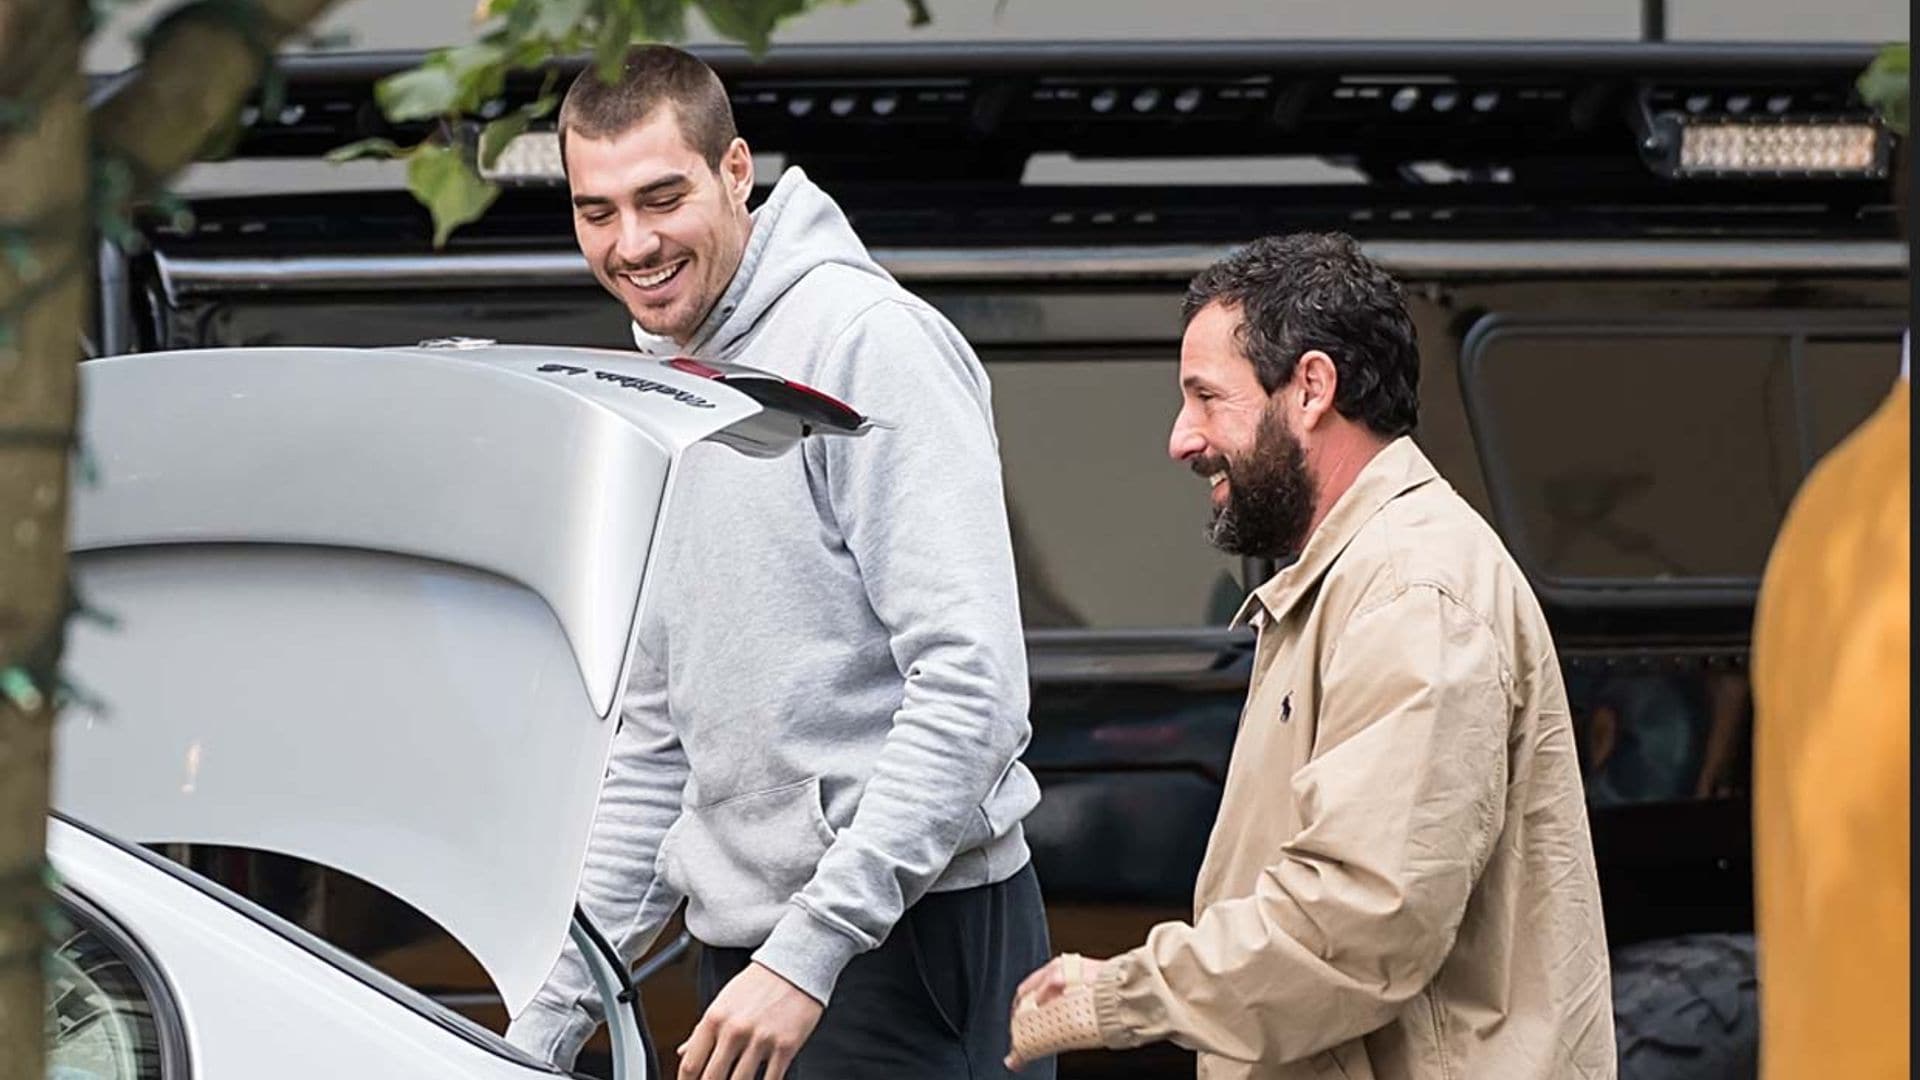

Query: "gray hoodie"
(508, 168), (1041, 1064)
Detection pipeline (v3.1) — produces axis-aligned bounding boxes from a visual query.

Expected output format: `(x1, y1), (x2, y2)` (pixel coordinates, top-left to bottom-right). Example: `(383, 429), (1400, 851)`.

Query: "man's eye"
(646, 196), (683, 213)
(581, 210), (614, 226)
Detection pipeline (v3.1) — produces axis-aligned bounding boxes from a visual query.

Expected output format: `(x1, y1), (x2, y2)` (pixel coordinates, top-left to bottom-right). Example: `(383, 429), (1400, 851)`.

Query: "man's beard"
(605, 247), (706, 342)
(1195, 406), (1314, 560)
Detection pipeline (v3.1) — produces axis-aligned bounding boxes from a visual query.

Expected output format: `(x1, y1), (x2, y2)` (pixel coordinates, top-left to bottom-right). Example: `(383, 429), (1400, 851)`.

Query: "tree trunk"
(0, 2), (88, 1077)
(0, 1), (337, 1073)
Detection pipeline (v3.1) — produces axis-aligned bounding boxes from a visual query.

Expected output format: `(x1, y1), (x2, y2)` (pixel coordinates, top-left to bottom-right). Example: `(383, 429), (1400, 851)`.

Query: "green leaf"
(149, 190), (196, 234)
(408, 143), (501, 248)
(1858, 42), (1910, 138)
(69, 594), (121, 632)
(377, 43), (510, 122)
(529, 0), (594, 40)
(447, 42), (513, 109)
(325, 137), (405, 164)
(54, 675), (112, 718)
(529, 69), (563, 120)
(259, 66), (289, 121)
(91, 156), (142, 250)
(636, 0), (693, 42)
(489, 0), (534, 37)
(1, 667), (45, 713)
(595, 1), (637, 83)
(479, 110), (535, 169)
(377, 64), (462, 122)
(696, 0), (806, 55)
(74, 437), (101, 488)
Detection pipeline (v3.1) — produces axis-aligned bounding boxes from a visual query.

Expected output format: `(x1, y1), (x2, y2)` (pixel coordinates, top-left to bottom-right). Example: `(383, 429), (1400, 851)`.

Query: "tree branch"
(90, 0), (343, 200)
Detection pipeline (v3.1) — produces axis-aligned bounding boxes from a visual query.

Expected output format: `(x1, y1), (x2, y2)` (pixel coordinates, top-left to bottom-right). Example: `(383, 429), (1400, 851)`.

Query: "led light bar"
(1644, 114), (1891, 179)
(1679, 119), (1885, 174)
(480, 130), (566, 183)
(477, 131), (789, 186)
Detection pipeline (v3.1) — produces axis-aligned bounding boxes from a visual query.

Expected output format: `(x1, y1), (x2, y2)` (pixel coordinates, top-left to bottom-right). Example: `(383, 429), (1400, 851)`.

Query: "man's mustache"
(606, 251), (687, 275)
(1190, 455), (1228, 479)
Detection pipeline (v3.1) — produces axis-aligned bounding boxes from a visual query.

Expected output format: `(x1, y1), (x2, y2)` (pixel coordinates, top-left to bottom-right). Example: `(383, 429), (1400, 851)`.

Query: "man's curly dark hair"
(1183, 232), (1422, 438)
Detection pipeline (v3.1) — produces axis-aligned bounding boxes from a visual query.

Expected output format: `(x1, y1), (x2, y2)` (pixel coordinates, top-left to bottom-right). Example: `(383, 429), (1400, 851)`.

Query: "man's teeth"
(1209, 472), (1227, 488)
(625, 261), (684, 288)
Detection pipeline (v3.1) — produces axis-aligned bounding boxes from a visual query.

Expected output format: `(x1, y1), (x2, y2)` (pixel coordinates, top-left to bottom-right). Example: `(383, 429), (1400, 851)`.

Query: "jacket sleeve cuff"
(505, 997), (600, 1070)
(1093, 950), (1153, 1050)
(751, 903), (867, 1006)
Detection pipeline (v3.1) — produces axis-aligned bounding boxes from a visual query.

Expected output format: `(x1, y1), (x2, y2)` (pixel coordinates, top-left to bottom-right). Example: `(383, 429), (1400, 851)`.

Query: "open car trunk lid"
(51, 343), (863, 1017)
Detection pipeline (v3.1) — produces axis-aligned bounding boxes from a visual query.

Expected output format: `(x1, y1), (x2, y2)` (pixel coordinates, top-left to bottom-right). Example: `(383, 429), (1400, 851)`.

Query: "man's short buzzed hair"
(557, 44), (737, 171)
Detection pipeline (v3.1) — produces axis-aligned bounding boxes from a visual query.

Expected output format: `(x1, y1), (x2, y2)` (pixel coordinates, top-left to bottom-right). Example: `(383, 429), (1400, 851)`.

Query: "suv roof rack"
(126, 41), (1899, 251)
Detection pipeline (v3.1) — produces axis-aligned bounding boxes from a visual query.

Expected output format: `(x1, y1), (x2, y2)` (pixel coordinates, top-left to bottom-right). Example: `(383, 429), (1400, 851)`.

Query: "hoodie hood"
(632, 167), (895, 359)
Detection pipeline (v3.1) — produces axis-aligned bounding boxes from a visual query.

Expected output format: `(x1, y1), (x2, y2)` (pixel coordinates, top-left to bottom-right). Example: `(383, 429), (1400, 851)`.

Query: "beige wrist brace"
(1010, 953), (1103, 1062)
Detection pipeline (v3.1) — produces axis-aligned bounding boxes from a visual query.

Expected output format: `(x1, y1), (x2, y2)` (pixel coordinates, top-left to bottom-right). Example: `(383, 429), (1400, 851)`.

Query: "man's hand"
(677, 962), (823, 1080)
(1004, 954), (1108, 1070)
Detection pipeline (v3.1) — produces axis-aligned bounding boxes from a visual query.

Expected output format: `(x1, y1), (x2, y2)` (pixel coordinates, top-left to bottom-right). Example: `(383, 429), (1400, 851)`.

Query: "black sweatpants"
(696, 863), (1057, 1079)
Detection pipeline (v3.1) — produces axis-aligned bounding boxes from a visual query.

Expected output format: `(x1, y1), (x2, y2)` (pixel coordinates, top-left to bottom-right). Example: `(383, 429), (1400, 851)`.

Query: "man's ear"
(722, 137), (755, 205)
(1295, 349), (1340, 431)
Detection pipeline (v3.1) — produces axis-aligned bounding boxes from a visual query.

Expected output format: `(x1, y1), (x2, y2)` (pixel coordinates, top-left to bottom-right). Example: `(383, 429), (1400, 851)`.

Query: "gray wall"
(87, 0), (1910, 71)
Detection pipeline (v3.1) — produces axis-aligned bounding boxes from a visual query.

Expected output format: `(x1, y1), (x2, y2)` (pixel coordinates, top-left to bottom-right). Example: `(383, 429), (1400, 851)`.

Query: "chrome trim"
(1025, 627), (1257, 686)
(154, 240), (1910, 300)
(97, 239), (134, 358)
(1025, 627), (1253, 652)
(632, 930), (695, 984)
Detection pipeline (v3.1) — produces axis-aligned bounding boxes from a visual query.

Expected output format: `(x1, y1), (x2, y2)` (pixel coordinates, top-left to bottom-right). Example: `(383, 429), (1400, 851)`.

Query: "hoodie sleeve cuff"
(751, 903), (867, 1006)
(504, 997), (600, 1070)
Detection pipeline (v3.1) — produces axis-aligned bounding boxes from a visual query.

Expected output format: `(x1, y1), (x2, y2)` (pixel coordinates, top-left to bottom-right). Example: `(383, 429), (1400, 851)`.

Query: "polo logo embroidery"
(1280, 692), (1293, 723)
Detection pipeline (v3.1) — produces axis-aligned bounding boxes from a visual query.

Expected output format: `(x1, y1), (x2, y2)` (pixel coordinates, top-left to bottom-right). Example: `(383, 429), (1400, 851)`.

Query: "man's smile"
(618, 257), (689, 297)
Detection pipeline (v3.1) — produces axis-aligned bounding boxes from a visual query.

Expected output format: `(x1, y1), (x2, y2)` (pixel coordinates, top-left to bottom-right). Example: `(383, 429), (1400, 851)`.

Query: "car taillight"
(666, 356), (866, 433)
(668, 357), (724, 380)
(775, 378), (861, 421)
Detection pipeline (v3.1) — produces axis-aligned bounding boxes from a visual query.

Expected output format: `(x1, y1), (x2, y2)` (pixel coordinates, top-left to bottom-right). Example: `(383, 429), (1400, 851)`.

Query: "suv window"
(1462, 314), (1904, 586)
(987, 350), (1244, 629)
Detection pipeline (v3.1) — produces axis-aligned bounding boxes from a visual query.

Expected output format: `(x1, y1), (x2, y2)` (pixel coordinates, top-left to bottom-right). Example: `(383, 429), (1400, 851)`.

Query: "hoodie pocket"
(662, 776), (839, 947)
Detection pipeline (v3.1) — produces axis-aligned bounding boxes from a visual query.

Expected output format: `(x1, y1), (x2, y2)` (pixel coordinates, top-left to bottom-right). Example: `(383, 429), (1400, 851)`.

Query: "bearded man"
(1006, 233), (1614, 1080)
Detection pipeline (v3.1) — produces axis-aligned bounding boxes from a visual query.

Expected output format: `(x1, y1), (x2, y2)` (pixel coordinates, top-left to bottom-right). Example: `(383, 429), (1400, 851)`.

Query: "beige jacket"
(1091, 438), (1614, 1080)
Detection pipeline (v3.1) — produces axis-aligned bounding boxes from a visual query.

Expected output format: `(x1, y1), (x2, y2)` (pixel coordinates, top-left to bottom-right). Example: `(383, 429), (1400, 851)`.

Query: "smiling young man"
(503, 46), (1050, 1080)
(1006, 234), (1613, 1079)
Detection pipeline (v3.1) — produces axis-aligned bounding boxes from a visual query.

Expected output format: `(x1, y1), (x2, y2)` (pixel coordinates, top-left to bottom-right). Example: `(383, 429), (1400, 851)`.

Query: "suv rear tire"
(1613, 932), (1759, 1079)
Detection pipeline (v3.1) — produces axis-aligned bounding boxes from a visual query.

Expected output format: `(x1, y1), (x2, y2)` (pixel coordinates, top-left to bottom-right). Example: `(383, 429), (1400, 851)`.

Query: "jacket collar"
(1231, 436), (1439, 629)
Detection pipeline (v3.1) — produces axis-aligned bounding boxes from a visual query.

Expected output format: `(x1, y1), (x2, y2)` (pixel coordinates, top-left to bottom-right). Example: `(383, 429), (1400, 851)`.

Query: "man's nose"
(1169, 410), (1206, 464)
(614, 216), (662, 265)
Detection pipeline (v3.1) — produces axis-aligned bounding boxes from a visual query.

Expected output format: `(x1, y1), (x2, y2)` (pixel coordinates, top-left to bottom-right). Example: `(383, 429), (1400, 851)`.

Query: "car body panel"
(53, 345), (828, 1021)
(48, 818), (559, 1079)
(65, 345), (757, 718)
